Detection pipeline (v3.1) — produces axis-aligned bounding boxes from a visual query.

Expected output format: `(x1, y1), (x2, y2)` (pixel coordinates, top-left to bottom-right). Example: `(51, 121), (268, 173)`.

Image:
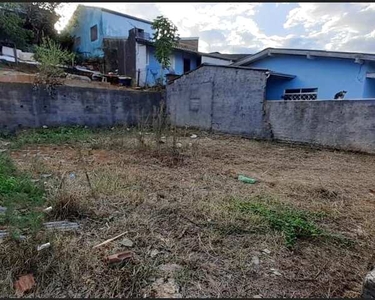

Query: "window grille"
(284, 88), (318, 100)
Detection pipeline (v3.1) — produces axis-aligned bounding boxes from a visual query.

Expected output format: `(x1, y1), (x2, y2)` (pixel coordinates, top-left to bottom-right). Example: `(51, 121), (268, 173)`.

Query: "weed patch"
(232, 196), (329, 247)
(0, 153), (45, 235)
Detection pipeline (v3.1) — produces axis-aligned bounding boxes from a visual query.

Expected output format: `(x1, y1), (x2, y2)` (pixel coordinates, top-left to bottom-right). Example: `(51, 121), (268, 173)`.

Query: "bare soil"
(1, 130), (375, 298)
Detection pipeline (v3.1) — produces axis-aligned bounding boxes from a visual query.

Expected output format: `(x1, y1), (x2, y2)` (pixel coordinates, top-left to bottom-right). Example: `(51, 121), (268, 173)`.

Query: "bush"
(34, 37), (75, 85)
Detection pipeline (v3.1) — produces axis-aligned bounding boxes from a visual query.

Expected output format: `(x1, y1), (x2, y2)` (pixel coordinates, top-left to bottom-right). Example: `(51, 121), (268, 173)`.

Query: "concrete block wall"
(266, 99), (375, 153)
(0, 83), (162, 131)
(167, 65), (271, 138)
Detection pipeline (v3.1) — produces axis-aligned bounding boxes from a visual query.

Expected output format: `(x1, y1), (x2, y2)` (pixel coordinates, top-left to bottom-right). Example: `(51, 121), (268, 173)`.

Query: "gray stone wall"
(266, 99), (375, 153)
(166, 65), (271, 138)
(0, 83), (162, 131)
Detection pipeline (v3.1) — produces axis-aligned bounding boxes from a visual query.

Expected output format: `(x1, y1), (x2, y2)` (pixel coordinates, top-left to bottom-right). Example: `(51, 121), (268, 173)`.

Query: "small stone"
(270, 268), (282, 276)
(188, 143), (192, 147)
(0, 149), (7, 153)
(40, 174), (52, 178)
(262, 249), (271, 255)
(150, 277), (181, 298)
(363, 269), (375, 298)
(150, 249), (160, 258)
(42, 125), (48, 129)
(120, 238), (134, 247)
(190, 134), (198, 139)
(176, 142), (182, 148)
(251, 256), (260, 265)
(30, 179), (40, 183)
(69, 173), (76, 179)
(253, 295), (262, 298)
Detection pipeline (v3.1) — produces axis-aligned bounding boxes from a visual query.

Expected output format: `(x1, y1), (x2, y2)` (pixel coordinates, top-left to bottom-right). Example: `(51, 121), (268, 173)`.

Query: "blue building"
(233, 48), (375, 100)
(67, 5), (234, 86)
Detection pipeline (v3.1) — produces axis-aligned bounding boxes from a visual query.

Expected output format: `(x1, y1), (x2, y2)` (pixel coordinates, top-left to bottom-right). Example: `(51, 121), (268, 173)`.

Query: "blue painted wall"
(101, 11), (153, 38)
(145, 47), (199, 86)
(248, 55), (375, 100)
(71, 6), (104, 58)
(70, 6), (154, 58)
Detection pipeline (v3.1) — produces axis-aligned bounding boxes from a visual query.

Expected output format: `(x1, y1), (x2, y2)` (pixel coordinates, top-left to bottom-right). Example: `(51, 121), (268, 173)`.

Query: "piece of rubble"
(270, 268), (282, 276)
(14, 274), (35, 296)
(190, 134), (198, 139)
(120, 238), (134, 247)
(363, 269), (375, 298)
(40, 174), (52, 178)
(43, 206), (52, 213)
(176, 143), (182, 148)
(43, 221), (79, 231)
(37, 242), (51, 251)
(262, 249), (271, 255)
(251, 256), (260, 266)
(150, 278), (182, 298)
(0, 230), (26, 241)
(42, 125), (48, 129)
(150, 249), (160, 258)
(107, 251), (133, 264)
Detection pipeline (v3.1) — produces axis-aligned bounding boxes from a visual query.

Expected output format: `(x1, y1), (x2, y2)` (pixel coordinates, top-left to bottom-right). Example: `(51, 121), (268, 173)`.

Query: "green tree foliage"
(151, 16), (179, 69)
(0, 2), (61, 51)
(34, 37), (75, 84)
(0, 3), (33, 50)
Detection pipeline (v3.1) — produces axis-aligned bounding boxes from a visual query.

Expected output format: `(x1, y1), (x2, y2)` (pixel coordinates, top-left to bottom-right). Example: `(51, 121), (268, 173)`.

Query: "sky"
(56, 2), (375, 54)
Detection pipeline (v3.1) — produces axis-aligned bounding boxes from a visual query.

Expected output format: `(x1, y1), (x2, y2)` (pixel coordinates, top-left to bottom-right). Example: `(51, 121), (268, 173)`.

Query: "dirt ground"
(1, 129), (375, 298)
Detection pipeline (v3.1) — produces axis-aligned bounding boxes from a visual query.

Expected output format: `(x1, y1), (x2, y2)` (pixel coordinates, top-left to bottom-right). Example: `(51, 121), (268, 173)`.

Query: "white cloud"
(56, 3), (375, 54)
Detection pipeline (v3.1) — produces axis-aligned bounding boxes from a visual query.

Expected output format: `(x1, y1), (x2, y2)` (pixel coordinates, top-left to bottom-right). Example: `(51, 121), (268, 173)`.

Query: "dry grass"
(1, 127), (375, 297)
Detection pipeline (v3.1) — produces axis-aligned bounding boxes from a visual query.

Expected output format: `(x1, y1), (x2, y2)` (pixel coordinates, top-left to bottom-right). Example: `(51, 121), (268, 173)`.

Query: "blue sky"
(57, 3), (375, 54)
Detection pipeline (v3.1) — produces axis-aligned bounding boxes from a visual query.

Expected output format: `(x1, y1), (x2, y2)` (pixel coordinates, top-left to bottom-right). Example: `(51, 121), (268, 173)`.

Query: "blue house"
(232, 48), (375, 100)
(66, 5), (206, 86)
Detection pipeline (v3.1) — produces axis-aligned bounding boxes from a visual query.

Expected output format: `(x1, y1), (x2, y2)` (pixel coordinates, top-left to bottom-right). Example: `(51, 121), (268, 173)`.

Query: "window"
(75, 37), (81, 47)
(283, 88), (318, 100)
(90, 25), (98, 42)
(183, 58), (191, 73)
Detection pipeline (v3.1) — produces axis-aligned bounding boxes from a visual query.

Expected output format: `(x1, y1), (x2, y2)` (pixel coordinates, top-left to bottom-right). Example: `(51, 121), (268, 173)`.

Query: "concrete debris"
(43, 221), (79, 231)
(251, 256), (260, 266)
(37, 242), (51, 251)
(158, 263), (183, 275)
(14, 274), (35, 296)
(0, 230), (26, 240)
(362, 269), (375, 298)
(107, 251), (133, 264)
(150, 278), (182, 298)
(270, 268), (282, 276)
(43, 206), (53, 213)
(262, 249), (271, 255)
(190, 134), (198, 139)
(40, 173), (52, 178)
(119, 238), (134, 247)
(150, 249), (160, 258)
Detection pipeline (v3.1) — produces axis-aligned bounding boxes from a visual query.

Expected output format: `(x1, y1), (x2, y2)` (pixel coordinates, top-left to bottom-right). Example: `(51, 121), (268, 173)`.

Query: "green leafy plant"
(34, 37), (75, 85)
(151, 15), (179, 84)
(0, 153), (46, 236)
(233, 197), (325, 247)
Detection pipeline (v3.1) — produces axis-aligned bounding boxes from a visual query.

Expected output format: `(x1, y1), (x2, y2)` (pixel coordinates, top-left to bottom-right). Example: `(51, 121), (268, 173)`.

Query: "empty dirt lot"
(1, 127), (375, 297)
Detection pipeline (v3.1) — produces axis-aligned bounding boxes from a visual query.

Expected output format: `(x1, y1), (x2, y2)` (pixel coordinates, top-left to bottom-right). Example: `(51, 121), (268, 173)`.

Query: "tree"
(0, 3), (33, 50)
(0, 2), (61, 51)
(151, 16), (179, 70)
